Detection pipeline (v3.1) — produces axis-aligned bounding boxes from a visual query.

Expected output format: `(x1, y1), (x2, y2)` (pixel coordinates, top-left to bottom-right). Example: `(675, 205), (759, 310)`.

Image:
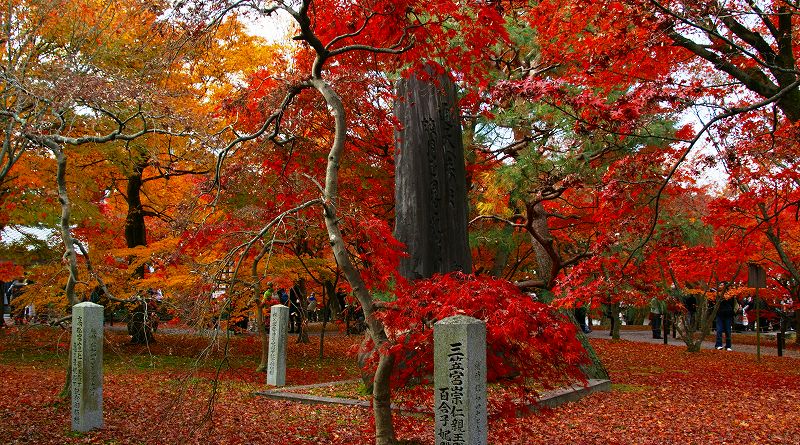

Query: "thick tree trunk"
(526, 202), (559, 288)
(123, 161), (154, 343)
(125, 161), (147, 273)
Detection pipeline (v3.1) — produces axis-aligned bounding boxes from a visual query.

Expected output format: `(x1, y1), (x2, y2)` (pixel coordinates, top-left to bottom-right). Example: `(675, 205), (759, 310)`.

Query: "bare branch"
(469, 214), (525, 229)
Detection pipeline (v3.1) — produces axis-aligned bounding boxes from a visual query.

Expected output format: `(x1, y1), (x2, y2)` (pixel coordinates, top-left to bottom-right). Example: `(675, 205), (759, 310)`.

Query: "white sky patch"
(0, 226), (57, 246)
(674, 105), (730, 193)
(243, 9), (294, 44)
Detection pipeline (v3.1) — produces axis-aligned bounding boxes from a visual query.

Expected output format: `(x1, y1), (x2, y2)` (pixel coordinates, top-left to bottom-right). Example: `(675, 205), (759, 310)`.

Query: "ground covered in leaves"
(1, 325), (798, 444)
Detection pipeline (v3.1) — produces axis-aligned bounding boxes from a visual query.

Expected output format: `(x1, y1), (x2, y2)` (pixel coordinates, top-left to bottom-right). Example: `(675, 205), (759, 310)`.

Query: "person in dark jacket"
(684, 293), (697, 328)
(288, 286), (302, 334)
(715, 295), (736, 350)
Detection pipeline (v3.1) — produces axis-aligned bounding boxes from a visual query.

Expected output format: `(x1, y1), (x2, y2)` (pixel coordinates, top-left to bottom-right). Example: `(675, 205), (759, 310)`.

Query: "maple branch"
(561, 249), (594, 270)
(324, 11), (377, 50)
(514, 279), (546, 289)
(670, 29), (779, 97)
(8, 105), (191, 148)
(0, 120), (28, 185)
(285, 1), (329, 78)
(622, 77), (800, 271)
(746, 1), (781, 41)
(301, 172), (325, 194)
(469, 214), (525, 229)
(327, 34), (415, 58)
(72, 238), (118, 302)
(141, 167), (212, 183)
(210, 84), (306, 198)
(204, 0), (258, 29)
(652, 0), (799, 76)
(227, 198), (322, 298)
(718, 15), (777, 65)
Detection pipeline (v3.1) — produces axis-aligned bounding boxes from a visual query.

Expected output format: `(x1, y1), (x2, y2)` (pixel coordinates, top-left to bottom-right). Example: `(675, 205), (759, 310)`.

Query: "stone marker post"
(434, 315), (487, 445)
(71, 302), (104, 432)
(267, 304), (289, 386)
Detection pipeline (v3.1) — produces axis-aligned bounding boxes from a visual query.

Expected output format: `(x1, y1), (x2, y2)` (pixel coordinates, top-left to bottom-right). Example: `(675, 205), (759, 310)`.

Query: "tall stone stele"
(71, 302), (104, 432)
(266, 304), (289, 386)
(434, 315), (487, 445)
(394, 65), (472, 279)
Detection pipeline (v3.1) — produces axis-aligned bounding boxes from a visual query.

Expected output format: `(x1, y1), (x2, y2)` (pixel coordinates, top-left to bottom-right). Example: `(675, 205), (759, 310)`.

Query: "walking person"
(574, 304), (591, 334)
(683, 293), (697, 329)
(307, 293), (318, 322)
(650, 296), (665, 339)
(715, 295), (737, 351)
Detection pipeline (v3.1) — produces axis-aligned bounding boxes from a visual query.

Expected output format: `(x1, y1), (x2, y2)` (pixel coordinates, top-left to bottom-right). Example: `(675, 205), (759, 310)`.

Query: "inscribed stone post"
(434, 315), (487, 445)
(71, 302), (104, 432)
(267, 304), (289, 386)
(394, 66), (472, 280)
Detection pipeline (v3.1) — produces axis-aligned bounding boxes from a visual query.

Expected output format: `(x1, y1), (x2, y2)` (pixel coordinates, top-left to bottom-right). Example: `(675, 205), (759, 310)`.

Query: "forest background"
(2, 1), (800, 443)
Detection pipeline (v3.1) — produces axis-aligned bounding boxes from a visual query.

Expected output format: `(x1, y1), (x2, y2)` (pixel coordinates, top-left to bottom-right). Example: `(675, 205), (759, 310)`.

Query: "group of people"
(260, 284), (364, 334)
(1, 279), (32, 325)
(662, 292), (796, 351)
(261, 283), (327, 333)
(586, 291), (796, 352)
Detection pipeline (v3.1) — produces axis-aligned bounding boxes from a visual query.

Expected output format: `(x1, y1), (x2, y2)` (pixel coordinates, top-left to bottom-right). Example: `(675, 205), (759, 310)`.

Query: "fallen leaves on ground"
(1, 327), (799, 444)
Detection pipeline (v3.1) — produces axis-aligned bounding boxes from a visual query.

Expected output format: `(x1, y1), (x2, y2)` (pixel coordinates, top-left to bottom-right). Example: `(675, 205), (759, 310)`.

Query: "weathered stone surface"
(71, 302), (104, 432)
(267, 304), (289, 386)
(434, 315), (486, 445)
(394, 67), (472, 280)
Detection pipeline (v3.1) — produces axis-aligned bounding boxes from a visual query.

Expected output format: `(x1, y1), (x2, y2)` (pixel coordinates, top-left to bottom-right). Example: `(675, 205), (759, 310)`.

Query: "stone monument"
(267, 304), (289, 386)
(394, 65), (472, 280)
(434, 315), (487, 445)
(71, 302), (104, 432)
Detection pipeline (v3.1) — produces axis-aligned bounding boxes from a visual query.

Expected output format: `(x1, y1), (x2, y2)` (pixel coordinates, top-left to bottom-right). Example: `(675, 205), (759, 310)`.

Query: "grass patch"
(611, 383), (649, 393)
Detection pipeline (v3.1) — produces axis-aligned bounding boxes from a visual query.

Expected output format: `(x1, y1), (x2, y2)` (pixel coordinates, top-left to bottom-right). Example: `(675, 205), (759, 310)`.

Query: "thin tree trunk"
(48, 142), (80, 399)
(319, 280), (335, 359)
(795, 310), (800, 346)
(296, 281), (310, 344)
(251, 240), (271, 372)
(0, 281), (6, 329)
(51, 144), (80, 307)
(254, 299), (269, 372)
(312, 77), (396, 445)
(373, 353), (396, 444)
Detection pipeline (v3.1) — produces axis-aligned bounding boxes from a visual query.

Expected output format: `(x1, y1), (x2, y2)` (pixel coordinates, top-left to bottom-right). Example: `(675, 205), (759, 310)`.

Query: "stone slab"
(255, 379), (611, 415)
(71, 302), (104, 432)
(434, 315), (487, 445)
(394, 66), (471, 280)
(267, 304), (289, 386)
